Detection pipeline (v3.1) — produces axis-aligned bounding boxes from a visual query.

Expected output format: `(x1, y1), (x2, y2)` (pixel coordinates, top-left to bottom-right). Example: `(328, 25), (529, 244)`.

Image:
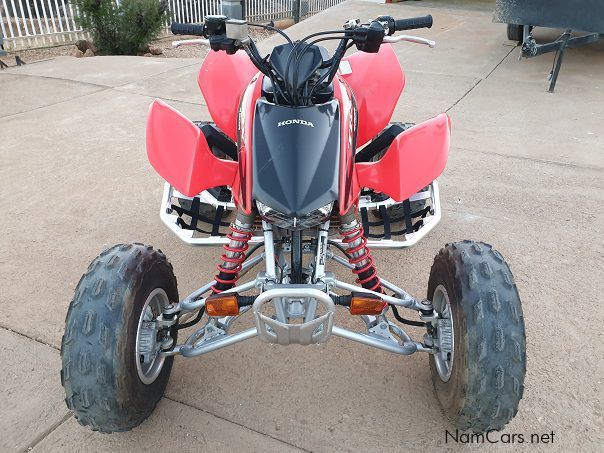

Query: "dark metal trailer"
(494, 0), (604, 92)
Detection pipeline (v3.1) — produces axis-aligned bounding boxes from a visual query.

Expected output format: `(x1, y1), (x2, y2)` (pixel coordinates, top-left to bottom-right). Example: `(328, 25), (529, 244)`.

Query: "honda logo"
(277, 119), (315, 128)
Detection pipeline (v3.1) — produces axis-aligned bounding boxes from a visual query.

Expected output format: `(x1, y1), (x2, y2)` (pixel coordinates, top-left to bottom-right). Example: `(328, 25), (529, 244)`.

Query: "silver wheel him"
(136, 288), (170, 384)
(431, 284), (454, 382)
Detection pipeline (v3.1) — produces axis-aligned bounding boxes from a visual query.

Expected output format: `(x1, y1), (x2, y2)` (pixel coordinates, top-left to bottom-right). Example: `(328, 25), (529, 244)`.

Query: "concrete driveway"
(1, 1), (602, 452)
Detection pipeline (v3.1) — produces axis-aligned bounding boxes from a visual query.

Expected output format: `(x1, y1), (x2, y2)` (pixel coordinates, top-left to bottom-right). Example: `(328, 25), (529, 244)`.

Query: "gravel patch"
(1, 45), (73, 68)
(155, 28), (275, 58)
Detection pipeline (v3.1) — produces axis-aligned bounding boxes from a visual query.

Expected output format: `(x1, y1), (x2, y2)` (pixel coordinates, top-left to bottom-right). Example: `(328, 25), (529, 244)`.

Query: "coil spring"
(212, 224), (253, 294)
(340, 224), (383, 293)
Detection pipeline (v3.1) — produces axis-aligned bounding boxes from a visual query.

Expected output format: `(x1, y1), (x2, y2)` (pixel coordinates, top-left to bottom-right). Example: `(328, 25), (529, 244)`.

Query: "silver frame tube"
(156, 183), (441, 358)
(262, 221), (277, 280)
(177, 328), (257, 357)
(332, 326), (419, 355)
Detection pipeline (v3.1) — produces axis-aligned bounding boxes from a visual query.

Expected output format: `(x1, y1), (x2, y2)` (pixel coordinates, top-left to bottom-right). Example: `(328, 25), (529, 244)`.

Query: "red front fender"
(146, 99), (238, 197)
(356, 113), (451, 202)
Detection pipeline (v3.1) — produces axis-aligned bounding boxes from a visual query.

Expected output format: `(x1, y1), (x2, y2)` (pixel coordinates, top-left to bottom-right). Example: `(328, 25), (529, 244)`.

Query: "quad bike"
(61, 14), (526, 434)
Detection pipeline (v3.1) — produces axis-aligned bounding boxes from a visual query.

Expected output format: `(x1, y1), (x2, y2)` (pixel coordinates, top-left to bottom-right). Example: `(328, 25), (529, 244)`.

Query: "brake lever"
(172, 39), (210, 48)
(383, 35), (436, 48)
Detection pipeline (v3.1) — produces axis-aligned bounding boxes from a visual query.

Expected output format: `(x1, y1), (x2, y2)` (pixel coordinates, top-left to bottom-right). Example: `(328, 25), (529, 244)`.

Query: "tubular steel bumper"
(161, 280), (432, 360)
(160, 181), (442, 249)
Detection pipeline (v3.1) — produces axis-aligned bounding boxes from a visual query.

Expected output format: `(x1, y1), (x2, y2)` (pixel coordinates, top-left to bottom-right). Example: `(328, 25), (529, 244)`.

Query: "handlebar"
(170, 15), (436, 106)
(171, 22), (205, 36)
(394, 15), (433, 32)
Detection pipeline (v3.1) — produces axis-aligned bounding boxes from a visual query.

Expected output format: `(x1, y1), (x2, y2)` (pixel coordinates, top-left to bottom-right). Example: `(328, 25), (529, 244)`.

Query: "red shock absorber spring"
(340, 218), (383, 293)
(212, 221), (253, 294)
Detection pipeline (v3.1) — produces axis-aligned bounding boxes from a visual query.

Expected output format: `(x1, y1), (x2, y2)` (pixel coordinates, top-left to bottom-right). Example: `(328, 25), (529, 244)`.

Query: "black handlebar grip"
(394, 15), (433, 31)
(171, 22), (205, 36)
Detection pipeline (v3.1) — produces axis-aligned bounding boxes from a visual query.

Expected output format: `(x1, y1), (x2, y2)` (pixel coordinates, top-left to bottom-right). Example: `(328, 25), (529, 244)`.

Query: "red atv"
(61, 14), (526, 434)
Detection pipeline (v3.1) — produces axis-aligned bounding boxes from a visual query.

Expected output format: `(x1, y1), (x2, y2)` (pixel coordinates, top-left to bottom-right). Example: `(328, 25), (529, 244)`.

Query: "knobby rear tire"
(428, 240), (526, 432)
(60, 243), (178, 433)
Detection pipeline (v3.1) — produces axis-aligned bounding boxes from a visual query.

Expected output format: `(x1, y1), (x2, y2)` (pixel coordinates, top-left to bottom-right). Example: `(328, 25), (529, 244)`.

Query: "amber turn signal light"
(349, 292), (387, 315)
(205, 293), (239, 317)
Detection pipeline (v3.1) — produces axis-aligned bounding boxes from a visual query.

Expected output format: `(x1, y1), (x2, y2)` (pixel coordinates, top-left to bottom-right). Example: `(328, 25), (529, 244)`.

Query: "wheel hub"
(135, 288), (169, 385)
(138, 321), (160, 364)
(432, 285), (454, 382)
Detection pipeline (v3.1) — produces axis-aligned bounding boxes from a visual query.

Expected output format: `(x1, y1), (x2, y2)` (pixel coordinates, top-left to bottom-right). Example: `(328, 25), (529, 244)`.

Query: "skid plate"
(252, 288), (335, 345)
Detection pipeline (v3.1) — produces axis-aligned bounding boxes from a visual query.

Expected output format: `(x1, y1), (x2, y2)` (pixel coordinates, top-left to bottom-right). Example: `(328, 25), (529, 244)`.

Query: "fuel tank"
(252, 99), (340, 217)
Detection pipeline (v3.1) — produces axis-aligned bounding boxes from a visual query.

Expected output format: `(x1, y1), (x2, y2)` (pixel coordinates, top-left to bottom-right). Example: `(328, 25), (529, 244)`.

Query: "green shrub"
(73, 0), (169, 55)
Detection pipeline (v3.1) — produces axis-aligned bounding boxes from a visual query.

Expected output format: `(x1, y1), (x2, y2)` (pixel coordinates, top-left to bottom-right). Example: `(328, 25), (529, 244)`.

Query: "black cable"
(327, 239), (351, 257)
(304, 38), (351, 103)
(294, 36), (353, 103)
(305, 45), (354, 103)
(244, 35), (292, 104)
(297, 29), (350, 44)
(244, 241), (264, 260)
(283, 30), (350, 104)
(248, 22), (292, 44)
(262, 56), (290, 104)
(389, 304), (426, 327)
(243, 46), (270, 78)
(268, 72), (280, 105)
(292, 36), (348, 103)
(176, 307), (205, 330)
(292, 34), (353, 97)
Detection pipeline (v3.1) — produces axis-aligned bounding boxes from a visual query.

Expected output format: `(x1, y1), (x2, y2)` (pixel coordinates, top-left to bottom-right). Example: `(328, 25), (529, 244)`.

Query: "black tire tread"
(61, 243), (177, 433)
(507, 23), (523, 44)
(428, 240), (526, 432)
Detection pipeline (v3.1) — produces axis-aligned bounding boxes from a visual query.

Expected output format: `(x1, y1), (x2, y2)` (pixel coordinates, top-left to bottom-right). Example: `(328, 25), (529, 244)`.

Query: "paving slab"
(117, 61), (206, 105)
(32, 397), (302, 452)
(392, 70), (478, 122)
(2, 56), (201, 88)
(0, 1), (603, 452)
(0, 87), (211, 347)
(441, 146), (604, 230)
(0, 73), (105, 118)
(0, 329), (69, 452)
(449, 68), (604, 169)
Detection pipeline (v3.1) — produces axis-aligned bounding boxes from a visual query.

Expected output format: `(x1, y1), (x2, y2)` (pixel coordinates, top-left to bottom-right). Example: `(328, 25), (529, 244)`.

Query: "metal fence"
(246, 0), (295, 22)
(0, 0), (87, 50)
(0, 0), (345, 51)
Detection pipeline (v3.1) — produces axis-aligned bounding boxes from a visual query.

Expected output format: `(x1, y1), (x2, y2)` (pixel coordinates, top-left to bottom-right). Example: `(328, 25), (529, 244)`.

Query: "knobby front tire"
(61, 243), (178, 433)
(427, 241), (526, 433)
